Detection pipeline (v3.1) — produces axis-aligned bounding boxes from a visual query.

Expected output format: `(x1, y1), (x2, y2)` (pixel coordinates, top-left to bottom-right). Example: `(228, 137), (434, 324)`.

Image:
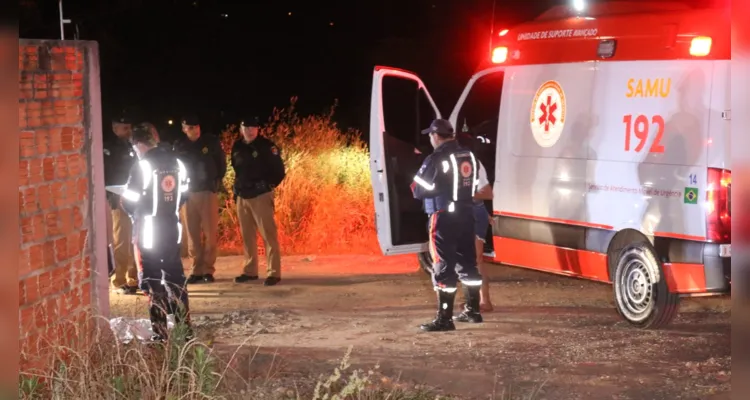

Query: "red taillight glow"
(690, 36), (712, 57)
(706, 168), (731, 243)
(491, 46), (508, 63)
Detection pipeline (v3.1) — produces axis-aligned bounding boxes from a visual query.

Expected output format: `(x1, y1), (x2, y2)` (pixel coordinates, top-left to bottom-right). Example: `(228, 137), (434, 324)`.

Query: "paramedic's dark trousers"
(428, 208), (483, 289)
(135, 241), (190, 339)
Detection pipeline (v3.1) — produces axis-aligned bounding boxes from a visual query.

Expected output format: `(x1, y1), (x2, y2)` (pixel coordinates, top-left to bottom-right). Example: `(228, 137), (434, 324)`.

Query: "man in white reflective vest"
(121, 123), (192, 341)
(411, 119), (484, 332)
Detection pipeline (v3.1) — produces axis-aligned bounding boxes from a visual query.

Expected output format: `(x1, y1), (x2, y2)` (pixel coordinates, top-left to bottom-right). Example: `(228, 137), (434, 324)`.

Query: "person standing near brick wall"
(173, 115), (226, 284)
(231, 116), (286, 286)
(104, 110), (139, 295)
(121, 123), (193, 341)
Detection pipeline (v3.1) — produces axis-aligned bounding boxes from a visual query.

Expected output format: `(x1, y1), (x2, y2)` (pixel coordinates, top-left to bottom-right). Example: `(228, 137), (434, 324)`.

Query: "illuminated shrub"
(217, 98), (379, 255)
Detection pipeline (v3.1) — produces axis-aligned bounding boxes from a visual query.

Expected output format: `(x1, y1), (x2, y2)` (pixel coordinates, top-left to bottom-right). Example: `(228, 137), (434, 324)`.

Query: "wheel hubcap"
(616, 250), (655, 323)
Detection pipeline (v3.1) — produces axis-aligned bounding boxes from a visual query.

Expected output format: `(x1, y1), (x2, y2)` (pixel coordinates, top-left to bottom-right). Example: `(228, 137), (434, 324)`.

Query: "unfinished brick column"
(18, 40), (109, 366)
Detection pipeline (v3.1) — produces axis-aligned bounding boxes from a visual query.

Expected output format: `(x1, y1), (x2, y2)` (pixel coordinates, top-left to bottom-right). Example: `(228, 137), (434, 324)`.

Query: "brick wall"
(18, 40), (108, 366)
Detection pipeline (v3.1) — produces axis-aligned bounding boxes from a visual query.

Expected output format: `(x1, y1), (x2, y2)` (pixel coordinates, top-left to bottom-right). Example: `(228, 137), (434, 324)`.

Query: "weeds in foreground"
(19, 310), (547, 399)
(216, 98), (378, 256)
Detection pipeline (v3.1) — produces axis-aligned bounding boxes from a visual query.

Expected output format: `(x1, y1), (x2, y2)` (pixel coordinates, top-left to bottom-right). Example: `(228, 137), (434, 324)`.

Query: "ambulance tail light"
(491, 46), (508, 63)
(706, 168), (731, 243)
(690, 36), (712, 57)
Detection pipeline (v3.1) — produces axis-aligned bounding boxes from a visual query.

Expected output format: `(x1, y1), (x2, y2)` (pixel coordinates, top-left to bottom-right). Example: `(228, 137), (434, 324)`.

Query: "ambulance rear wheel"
(417, 251), (433, 276)
(612, 243), (680, 329)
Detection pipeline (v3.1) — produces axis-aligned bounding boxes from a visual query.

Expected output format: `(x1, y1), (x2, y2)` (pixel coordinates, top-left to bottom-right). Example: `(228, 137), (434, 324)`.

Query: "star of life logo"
(460, 161), (473, 178)
(161, 175), (176, 193)
(530, 80), (566, 148)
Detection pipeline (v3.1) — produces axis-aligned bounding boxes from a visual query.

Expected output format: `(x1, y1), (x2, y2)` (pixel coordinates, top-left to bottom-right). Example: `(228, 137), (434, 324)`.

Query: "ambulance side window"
(380, 76), (435, 246)
(454, 72), (504, 178)
(382, 77), (436, 150)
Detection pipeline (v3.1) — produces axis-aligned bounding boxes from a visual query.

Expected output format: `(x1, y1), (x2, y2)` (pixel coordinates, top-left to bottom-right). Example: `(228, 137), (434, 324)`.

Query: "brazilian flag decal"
(684, 187), (698, 204)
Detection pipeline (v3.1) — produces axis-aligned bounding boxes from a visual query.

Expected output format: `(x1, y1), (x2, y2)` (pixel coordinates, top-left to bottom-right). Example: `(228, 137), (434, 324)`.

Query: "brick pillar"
(18, 40), (108, 367)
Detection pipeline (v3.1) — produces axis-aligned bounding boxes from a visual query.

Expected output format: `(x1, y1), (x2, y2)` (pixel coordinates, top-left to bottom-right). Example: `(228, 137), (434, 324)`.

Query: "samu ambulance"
(368, 0), (730, 329)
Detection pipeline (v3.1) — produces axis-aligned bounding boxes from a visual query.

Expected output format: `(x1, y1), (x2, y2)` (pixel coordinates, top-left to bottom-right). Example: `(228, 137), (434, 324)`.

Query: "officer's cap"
(421, 119), (454, 136)
(240, 116), (260, 128)
(182, 115), (200, 126)
(111, 109), (135, 125)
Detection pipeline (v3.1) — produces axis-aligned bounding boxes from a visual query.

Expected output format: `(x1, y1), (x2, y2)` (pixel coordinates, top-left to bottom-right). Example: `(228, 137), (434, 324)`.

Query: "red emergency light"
(491, 46), (508, 63)
(690, 36), (712, 56)
(706, 168), (730, 243)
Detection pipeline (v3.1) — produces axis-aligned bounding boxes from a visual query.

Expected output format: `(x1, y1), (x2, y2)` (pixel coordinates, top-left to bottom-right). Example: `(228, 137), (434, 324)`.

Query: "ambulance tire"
(612, 242), (680, 329)
(417, 251), (433, 276)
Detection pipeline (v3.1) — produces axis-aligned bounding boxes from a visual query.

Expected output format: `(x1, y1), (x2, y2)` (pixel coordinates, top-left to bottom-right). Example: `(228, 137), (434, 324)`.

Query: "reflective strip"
(122, 189), (141, 202)
(139, 160), (153, 190)
(449, 154), (459, 201)
(468, 152), (478, 196)
(434, 286), (457, 293)
(143, 216), (154, 249)
(177, 158), (189, 193)
(413, 175), (435, 191)
(177, 222), (182, 244)
(461, 280), (483, 286)
(441, 160), (450, 173)
(448, 202), (455, 212)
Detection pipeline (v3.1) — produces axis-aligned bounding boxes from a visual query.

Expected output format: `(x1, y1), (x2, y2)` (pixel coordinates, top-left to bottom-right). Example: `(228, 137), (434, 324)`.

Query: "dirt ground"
(110, 254), (731, 399)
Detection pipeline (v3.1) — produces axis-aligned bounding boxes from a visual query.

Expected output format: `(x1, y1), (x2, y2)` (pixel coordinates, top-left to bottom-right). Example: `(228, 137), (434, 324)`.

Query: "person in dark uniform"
(121, 123), (192, 341)
(231, 116), (286, 286)
(411, 119), (484, 332)
(103, 111), (139, 295)
(172, 115), (227, 284)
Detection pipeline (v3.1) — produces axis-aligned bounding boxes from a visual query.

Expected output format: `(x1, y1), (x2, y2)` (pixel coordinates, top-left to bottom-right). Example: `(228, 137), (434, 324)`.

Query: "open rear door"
(370, 66), (442, 255)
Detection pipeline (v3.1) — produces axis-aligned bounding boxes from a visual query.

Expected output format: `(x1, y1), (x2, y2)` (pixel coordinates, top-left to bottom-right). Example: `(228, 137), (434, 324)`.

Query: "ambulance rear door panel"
(495, 62), (596, 225)
(588, 60), (713, 239)
(706, 60), (730, 170)
(369, 66), (441, 256)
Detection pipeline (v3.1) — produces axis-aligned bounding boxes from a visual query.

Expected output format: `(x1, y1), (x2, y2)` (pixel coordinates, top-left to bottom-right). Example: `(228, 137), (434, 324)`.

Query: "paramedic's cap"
(240, 116), (260, 128)
(181, 115), (200, 126)
(421, 119), (454, 136)
(129, 122), (160, 146)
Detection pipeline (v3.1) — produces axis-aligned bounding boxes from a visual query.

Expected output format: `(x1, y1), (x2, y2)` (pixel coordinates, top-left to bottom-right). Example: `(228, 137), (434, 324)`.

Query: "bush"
(216, 98), (379, 256)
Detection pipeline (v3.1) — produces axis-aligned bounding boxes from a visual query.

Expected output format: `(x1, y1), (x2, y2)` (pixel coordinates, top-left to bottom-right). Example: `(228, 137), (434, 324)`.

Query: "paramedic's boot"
(420, 290), (456, 332)
(454, 285), (483, 323)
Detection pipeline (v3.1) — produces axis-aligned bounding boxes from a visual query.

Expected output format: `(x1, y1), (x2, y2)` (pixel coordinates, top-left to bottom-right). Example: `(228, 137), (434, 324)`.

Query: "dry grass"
(17, 313), (444, 400)
(18, 309), (547, 399)
(217, 98), (378, 256)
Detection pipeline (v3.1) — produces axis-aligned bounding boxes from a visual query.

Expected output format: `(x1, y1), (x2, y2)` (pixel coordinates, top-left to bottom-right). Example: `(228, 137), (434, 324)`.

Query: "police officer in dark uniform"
(172, 115), (227, 284)
(231, 116), (286, 286)
(411, 119), (484, 332)
(121, 123), (192, 341)
(104, 110), (139, 294)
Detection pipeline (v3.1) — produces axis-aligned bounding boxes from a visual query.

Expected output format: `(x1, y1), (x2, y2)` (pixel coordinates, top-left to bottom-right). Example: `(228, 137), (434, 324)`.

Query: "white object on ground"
(109, 315), (175, 344)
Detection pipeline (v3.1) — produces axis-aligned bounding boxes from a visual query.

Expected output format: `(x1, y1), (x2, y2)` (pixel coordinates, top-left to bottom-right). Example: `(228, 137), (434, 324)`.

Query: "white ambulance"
(368, 1), (731, 329)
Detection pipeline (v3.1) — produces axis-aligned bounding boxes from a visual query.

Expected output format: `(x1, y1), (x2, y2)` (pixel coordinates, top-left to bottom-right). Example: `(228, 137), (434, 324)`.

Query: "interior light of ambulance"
(690, 36), (712, 56)
(498, 29), (509, 36)
(491, 46), (508, 63)
(572, 0), (585, 12)
(706, 168), (731, 243)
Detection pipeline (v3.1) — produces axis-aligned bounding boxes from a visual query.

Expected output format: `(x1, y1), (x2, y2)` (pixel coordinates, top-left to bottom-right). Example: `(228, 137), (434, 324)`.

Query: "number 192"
(623, 114), (665, 153)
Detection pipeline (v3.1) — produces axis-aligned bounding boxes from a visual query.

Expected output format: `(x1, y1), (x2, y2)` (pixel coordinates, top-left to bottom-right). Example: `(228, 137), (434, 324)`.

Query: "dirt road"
(110, 255), (730, 399)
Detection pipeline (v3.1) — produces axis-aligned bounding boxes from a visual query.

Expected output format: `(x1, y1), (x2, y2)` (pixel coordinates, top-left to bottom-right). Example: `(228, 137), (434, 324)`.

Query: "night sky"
(20, 0), (570, 138)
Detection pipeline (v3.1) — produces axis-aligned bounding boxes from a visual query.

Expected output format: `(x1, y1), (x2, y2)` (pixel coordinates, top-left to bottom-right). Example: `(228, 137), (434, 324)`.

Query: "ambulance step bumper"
(703, 243), (731, 293)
